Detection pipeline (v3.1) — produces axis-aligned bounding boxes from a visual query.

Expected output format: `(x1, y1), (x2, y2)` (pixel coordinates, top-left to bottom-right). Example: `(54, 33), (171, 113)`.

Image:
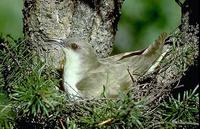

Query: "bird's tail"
(142, 32), (168, 56)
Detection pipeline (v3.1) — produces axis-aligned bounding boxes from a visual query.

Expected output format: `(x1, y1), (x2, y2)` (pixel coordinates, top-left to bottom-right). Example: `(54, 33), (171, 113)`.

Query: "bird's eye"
(70, 43), (79, 50)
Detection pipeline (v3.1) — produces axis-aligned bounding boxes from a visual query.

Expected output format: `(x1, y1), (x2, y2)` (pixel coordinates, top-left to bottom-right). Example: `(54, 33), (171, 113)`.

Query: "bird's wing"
(76, 72), (108, 98)
(76, 70), (125, 99)
(77, 33), (168, 99)
(99, 49), (145, 63)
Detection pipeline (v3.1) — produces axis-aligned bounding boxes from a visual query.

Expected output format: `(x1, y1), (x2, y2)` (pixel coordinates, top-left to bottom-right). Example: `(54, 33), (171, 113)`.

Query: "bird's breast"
(63, 50), (84, 96)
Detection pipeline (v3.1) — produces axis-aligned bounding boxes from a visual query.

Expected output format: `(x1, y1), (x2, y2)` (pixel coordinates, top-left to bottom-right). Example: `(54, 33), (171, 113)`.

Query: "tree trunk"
(23, 0), (124, 69)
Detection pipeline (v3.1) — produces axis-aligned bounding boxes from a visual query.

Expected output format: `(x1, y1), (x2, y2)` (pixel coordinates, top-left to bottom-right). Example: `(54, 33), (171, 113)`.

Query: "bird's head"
(47, 38), (99, 68)
(47, 38), (95, 57)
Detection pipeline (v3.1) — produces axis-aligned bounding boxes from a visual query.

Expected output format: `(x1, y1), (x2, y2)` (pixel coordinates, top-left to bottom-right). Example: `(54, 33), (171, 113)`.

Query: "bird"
(48, 33), (168, 100)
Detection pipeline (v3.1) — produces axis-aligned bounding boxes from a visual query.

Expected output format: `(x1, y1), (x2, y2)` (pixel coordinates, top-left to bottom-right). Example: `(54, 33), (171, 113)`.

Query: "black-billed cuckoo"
(49, 33), (168, 100)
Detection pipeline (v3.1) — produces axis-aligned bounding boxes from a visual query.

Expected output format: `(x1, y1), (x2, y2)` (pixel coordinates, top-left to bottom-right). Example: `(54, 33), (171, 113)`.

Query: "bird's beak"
(45, 39), (65, 47)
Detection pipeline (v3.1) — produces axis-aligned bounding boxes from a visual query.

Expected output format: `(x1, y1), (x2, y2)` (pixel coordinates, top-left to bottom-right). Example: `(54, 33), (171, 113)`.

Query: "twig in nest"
(59, 118), (65, 129)
(98, 118), (113, 126)
(127, 67), (136, 83)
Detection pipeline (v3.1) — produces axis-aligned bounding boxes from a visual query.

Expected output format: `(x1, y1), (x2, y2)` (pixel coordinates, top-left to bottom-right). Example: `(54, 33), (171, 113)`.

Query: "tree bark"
(23, 0), (124, 68)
